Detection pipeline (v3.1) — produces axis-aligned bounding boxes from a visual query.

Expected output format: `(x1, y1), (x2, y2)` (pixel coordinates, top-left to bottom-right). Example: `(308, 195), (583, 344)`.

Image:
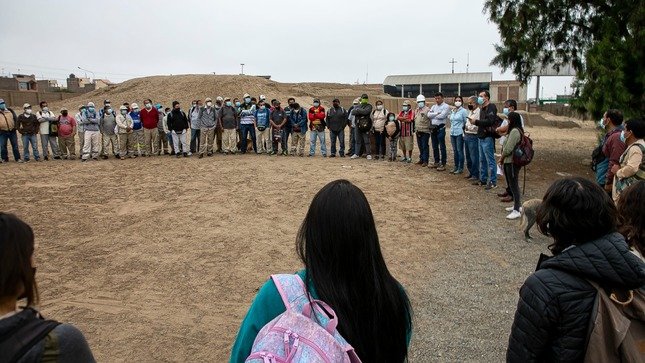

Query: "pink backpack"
(246, 274), (362, 363)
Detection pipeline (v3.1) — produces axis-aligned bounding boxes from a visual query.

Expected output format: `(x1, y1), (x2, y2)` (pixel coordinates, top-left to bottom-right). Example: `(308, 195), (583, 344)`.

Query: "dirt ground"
(0, 122), (597, 362)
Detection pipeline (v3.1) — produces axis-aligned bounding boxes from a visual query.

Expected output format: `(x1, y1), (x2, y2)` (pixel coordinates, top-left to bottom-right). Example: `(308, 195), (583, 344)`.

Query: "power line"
(0, 60), (144, 78)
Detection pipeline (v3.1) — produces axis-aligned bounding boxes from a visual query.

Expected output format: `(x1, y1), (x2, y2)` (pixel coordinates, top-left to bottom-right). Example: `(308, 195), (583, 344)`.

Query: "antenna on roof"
(449, 58), (457, 74)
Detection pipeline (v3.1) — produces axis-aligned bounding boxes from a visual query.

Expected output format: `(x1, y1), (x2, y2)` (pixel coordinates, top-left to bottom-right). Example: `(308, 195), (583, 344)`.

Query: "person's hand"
(126, 127), (132, 132)
(610, 164), (620, 174)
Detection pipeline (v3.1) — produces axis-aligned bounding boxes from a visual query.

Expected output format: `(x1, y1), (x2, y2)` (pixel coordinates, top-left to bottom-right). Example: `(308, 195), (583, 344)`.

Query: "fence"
(0, 90), (78, 108)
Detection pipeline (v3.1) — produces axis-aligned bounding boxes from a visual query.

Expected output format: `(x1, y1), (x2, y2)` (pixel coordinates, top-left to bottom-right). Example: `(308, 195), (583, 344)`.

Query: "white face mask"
(206, 102), (213, 107)
(25, 109), (32, 115)
(376, 105), (383, 111)
(145, 104), (152, 109)
(455, 101), (462, 107)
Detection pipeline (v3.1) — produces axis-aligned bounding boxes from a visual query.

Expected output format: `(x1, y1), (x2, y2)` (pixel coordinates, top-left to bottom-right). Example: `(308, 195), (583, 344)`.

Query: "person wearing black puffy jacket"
(506, 177), (645, 362)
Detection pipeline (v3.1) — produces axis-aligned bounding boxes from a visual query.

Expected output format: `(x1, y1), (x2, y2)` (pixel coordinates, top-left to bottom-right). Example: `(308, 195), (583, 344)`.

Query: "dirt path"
(0, 124), (597, 362)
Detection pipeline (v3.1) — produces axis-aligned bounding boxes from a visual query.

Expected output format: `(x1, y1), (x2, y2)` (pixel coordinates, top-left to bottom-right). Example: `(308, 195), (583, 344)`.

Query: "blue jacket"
(130, 111), (142, 130)
(289, 108), (308, 135)
(450, 107), (469, 136)
(255, 108), (271, 129)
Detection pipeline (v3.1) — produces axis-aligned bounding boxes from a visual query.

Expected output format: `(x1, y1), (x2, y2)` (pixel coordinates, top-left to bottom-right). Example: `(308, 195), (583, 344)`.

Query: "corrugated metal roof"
(383, 72), (492, 85)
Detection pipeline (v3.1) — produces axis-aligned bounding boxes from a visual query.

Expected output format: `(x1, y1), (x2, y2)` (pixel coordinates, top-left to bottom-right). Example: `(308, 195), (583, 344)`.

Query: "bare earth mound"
(0, 124), (597, 361)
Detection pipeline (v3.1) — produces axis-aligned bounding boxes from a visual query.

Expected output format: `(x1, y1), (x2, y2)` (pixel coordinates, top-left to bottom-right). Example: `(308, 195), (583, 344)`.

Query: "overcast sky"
(1, 0), (572, 98)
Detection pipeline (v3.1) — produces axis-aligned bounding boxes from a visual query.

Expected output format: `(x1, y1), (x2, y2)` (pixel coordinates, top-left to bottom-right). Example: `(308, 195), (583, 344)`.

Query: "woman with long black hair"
(230, 179), (413, 362)
(499, 111), (524, 220)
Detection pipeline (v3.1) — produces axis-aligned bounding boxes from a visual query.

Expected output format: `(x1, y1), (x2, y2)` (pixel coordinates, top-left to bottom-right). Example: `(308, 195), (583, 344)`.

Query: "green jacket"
(502, 128), (522, 164)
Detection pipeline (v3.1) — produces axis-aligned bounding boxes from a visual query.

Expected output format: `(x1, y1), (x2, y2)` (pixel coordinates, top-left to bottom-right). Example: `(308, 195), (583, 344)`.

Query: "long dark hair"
(617, 181), (645, 254)
(0, 213), (38, 307)
(537, 177), (617, 254)
(296, 180), (412, 362)
(507, 111), (524, 134)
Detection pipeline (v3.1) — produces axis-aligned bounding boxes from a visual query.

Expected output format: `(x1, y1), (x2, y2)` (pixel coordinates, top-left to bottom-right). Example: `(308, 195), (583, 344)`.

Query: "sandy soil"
(0, 124), (597, 362)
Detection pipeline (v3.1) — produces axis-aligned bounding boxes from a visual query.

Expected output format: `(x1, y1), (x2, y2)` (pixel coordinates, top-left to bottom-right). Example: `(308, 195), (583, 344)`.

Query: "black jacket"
(475, 103), (498, 139)
(167, 109), (189, 132)
(352, 103), (373, 132)
(326, 106), (347, 132)
(507, 232), (645, 362)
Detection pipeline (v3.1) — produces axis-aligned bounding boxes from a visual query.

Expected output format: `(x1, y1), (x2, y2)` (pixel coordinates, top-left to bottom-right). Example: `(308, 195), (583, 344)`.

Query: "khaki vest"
(0, 110), (15, 131)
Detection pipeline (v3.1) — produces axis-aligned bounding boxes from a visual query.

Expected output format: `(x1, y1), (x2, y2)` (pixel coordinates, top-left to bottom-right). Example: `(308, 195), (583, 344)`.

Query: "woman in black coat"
(507, 177), (645, 362)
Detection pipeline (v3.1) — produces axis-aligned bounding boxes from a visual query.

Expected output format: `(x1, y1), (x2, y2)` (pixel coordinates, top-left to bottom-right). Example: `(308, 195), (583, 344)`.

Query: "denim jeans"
(329, 129), (345, 156)
(478, 136), (496, 184)
(430, 126), (447, 165)
(464, 133), (480, 179)
(374, 131), (387, 157)
(416, 132), (430, 163)
(22, 134), (39, 161)
(348, 127), (356, 155)
(0, 130), (20, 161)
(190, 128), (201, 153)
(595, 159), (609, 186)
(309, 130), (327, 156)
(239, 124), (256, 153)
(450, 134), (464, 171)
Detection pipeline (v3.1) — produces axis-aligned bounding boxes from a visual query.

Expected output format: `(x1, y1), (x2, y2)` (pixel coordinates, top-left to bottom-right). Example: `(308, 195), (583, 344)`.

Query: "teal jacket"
(229, 269), (412, 362)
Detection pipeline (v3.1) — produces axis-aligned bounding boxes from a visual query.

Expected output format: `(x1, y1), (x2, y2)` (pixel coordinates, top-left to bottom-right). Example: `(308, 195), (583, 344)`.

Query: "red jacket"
(603, 129), (627, 185)
(308, 106), (325, 130)
(140, 107), (159, 129)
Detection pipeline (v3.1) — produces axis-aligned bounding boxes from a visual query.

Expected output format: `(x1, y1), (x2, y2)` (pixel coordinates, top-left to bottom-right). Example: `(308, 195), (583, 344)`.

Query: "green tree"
(484, 0), (644, 119)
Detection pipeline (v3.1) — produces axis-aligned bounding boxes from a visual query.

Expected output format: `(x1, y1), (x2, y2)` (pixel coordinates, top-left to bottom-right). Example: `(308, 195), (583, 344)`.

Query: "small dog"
(520, 199), (542, 241)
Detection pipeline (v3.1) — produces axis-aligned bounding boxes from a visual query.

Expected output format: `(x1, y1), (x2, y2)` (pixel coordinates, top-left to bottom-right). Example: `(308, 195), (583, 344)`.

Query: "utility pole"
(466, 53), (469, 73)
(240, 63), (245, 75)
(78, 66), (95, 80)
(449, 58), (457, 74)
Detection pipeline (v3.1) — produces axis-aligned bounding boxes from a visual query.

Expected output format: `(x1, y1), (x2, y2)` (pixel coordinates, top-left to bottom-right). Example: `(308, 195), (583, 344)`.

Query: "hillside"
(50, 75), (386, 111)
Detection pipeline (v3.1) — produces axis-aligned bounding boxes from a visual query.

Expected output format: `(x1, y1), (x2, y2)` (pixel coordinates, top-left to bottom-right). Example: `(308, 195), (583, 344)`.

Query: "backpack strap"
(271, 274), (308, 312)
(0, 308), (61, 363)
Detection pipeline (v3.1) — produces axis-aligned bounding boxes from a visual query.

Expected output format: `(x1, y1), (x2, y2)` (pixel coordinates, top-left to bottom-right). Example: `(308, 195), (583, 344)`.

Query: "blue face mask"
(503, 108), (509, 115)
(88, 107), (95, 113)
(226, 101), (232, 107)
(313, 102), (320, 107)
(417, 101), (425, 108)
(244, 98), (251, 104)
(598, 119), (606, 129)
(235, 101), (241, 107)
(0, 103), (5, 110)
(620, 130), (627, 143)
(477, 97), (484, 105)
(402, 106), (409, 111)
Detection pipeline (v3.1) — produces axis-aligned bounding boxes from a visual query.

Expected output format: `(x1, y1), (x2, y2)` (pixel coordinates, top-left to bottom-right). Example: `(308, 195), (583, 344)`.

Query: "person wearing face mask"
(116, 105), (135, 159)
(384, 112), (401, 162)
(497, 99), (525, 203)
(81, 102), (101, 161)
(611, 118), (645, 203)
(140, 99), (159, 157)
(350, 94), (373, 160)
(220, 97), (239, 154)
(188, 100), (202, 155)
(155, 104), (170, 155)
(371, 100), (389, 161)
(269, 100), (288, 155)
(162, 107), (175, 155)
(427, 92), (451, 170)
(75, 105), (86, 154)
(98, 99), (115, 118)
(238, 93), (257, 154)
(464, 96), (481, 181)
(601, 109), (627, 196)
(308, 98), (327, 157)
(198, 98), (218, 158)
(326, 99), (347, 158)
(413, 95), (431, 166)
(36, 101), (61, 160)
(167, 101), (190, 157)
(255, 101), (272, 154)
(283, 97), (296, 152)
(99, 105), (119, 159)
(214, 96), (224, 153)
(56, 108), (77, 160)
(0, 98), (22, 163)
(129, 103), (143, 157)
(449, 96), (468, 174)
(347, 98), (360, 157)
(289, 103), (308, 157)
(472, 90), (499, 190)
(397, 100), (415, 163)
(17, 104), (40, 162)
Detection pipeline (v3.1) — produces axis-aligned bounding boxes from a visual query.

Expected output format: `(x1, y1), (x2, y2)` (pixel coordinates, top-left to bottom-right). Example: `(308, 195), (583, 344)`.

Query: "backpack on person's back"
(584, 279), (645, 363)
(512, 131), (534, 167)
(246, 274), (361, 363)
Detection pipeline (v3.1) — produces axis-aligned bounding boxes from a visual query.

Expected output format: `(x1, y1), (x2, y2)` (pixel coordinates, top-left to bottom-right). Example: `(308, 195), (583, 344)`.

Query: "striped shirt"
(398, 110), (415, 137)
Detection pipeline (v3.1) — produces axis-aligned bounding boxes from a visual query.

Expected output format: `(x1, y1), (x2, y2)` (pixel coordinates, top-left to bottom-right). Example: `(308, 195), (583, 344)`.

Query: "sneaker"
(366, 155), (372, 160)
(506, 210), (522, 220)
(81, 159), (87, 162)
(199, 153), (204, 159)
(308, 154), (313, 157)
(500, 196), (514, 203)
(340, 154), (345, 157)
(322, 154), (327, 158)
(44, 156), (49, 161)
(187, 152), (193, 156)
(400, 157), (407, 162)
(53, 156), (61, 160)
(92, 157), (99, 161)
(464, 174), (472, 179)
(101, 155), (108, 160)
(455, 169), (464, 174)
(330, 154), (336, 158)
(415, 160), (424, 165)
(207, 152), (213, 157)
(17, 159), (24, 163)
(436, 165), (446, 171)
(472, 180), (486, 186)
(505, 206), (524, 212)
(497, 191), (509, 198)
(485, 183), (498, 190)
(406, 158), (412, 164)
(350, 154), (359, 159)
(374, 155), (379, 160)
(176, 154), (181, 158)
(429, 162), (439, 169)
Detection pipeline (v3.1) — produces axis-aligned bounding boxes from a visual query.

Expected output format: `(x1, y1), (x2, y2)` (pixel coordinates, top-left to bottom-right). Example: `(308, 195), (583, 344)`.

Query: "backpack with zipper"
(512, 131), (534, 167)
(246, 274), (361, 363)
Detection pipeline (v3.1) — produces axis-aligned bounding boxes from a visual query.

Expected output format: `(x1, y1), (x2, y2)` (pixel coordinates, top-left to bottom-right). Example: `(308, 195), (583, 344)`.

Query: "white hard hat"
(416, 95), (426, 102)
(131, 103), (139, 109)
(243, 93), (250, 98)
(23, 103), (31, 109)
(87, 101), (95, 107)
(119, 105), (128, 111)
(216, 96), (223, 102)
(259, 94), (266, 100)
